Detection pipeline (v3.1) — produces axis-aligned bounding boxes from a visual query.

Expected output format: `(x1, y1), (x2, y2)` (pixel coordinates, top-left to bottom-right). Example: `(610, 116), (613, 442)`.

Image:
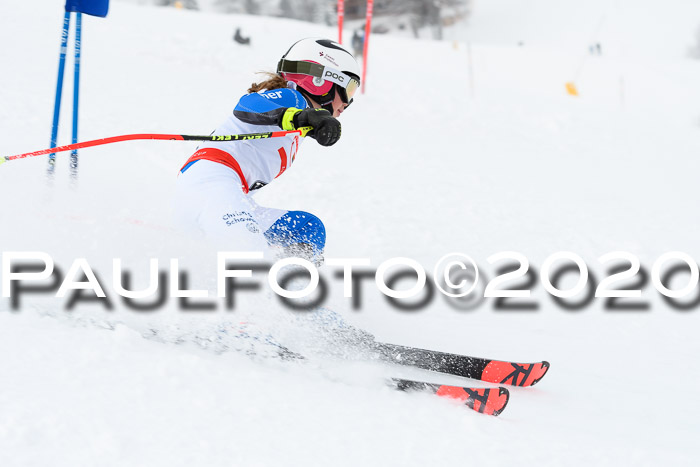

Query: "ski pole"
(70, 12), (82, 182)
(0, 129), (311, 166)
(48, 10), (72, 177)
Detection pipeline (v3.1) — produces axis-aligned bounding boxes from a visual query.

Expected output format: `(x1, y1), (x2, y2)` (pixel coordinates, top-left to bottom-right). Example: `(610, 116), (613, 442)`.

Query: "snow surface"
(2, 0), (700, 465)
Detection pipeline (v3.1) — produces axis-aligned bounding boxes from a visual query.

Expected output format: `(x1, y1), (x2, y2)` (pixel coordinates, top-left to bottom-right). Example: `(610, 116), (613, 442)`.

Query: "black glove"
(287, 108), (342, 146)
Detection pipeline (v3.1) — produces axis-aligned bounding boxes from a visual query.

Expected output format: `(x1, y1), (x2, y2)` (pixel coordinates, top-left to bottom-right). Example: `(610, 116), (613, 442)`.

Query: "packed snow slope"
(2, 0), (700, 466)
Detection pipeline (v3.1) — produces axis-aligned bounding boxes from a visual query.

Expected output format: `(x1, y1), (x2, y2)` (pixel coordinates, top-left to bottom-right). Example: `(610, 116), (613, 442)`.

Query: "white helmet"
(277, 38), (361, 109)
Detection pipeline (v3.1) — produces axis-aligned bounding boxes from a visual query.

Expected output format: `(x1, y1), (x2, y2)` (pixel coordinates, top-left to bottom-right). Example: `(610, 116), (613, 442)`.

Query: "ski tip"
(391, 379), (509, 416)
(473, 386), (509, 416)
(0, 156), (7, 166)
(482, 360), (551, 387)
(490, 387), (510, 416)
(529, 361), (550, 386)
(436, 385), (510, 416)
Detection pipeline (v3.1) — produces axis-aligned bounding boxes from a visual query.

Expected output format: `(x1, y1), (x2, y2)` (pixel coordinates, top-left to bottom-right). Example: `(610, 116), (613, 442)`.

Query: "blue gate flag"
(65, 0), (109, 18)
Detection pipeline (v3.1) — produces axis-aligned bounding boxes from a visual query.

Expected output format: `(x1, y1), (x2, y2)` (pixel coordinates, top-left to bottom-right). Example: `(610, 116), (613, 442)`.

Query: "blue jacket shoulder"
(236, 88), (308, 114)
(258, 88), (308, 108)
(233, 87), (308, 127)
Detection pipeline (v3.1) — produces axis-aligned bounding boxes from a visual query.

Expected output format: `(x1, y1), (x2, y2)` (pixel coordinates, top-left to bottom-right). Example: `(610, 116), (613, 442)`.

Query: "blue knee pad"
(264, 211), (326, 255)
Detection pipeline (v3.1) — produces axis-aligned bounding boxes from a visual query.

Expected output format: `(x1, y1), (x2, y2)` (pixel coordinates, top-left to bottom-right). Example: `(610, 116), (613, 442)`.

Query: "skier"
(233, 27), (251, 45)
(175, 38), (361, 265)
(351, 28), (364, 58)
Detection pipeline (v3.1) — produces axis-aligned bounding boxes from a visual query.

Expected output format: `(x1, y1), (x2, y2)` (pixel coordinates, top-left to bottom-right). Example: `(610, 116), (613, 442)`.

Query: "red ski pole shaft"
(0, 129), (309, 165)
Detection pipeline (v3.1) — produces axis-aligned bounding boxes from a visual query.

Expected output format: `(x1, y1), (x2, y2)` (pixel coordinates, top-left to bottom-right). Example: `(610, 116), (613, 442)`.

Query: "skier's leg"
(174, 160), (269, 251)
(176, 159), (326, 261)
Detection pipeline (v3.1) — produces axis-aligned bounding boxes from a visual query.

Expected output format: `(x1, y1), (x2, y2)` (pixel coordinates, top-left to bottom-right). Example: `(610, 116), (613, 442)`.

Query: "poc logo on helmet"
(324, 71), (344, 82)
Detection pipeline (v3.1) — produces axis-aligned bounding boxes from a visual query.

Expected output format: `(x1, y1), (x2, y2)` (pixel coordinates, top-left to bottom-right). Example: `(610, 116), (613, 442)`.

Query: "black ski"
(373, 342), (550, 387)
(390, 377), (510, 416)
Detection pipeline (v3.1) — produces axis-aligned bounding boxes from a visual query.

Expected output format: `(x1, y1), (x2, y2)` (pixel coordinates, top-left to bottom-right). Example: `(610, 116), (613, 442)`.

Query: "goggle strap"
(278, 59), (325, 79)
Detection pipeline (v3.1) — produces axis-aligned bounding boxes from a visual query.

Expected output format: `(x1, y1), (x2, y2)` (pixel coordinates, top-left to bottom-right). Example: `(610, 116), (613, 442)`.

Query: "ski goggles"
(278, 59), (360, 104)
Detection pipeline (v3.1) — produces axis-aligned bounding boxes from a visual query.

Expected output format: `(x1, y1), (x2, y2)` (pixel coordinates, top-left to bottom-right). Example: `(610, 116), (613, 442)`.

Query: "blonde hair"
(248, 72), (288, 93)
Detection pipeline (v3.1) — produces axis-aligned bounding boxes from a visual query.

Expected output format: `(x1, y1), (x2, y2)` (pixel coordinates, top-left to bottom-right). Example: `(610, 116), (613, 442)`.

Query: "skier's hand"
(280, 108), (341, 146)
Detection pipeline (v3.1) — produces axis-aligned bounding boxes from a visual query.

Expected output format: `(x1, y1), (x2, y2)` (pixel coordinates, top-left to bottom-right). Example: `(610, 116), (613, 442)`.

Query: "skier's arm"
(233, 88), (307, 126)
(234, 88), (341, 146)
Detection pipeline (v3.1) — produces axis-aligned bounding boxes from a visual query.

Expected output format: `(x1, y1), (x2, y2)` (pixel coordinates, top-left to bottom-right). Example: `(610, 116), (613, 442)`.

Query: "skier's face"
(330, 92), (349, 118)
(310, 91), (349, 117)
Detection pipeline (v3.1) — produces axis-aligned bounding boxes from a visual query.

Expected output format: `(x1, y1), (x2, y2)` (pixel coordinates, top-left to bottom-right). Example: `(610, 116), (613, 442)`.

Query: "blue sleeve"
(234, 88), (308, 126)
